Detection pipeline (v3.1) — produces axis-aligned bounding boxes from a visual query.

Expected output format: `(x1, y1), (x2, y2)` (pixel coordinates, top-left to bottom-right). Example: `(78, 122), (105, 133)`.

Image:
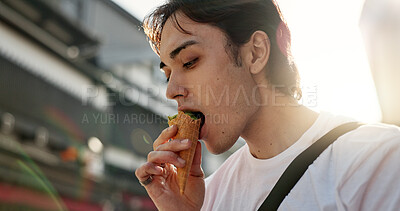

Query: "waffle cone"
(168, 111), (201, 194)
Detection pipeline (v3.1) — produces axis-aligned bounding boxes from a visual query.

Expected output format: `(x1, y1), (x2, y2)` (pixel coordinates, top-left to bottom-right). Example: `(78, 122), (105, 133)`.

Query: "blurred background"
(0, 0), (398, 210)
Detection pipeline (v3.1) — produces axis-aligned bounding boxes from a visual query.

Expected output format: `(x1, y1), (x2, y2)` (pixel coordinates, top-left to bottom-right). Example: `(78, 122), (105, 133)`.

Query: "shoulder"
(332, 123), (400, 173)
(332, 123), (400, 161)
(341, 123), (400, 143)
(331, 123), (400, 210)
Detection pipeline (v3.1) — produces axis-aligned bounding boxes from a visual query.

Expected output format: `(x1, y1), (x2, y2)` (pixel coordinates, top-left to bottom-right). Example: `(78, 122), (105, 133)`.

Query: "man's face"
(159, 13), (260, 154)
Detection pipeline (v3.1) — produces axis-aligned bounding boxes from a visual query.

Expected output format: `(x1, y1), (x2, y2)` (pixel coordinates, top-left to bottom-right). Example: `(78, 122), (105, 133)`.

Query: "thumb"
(189, 141), (204, 177)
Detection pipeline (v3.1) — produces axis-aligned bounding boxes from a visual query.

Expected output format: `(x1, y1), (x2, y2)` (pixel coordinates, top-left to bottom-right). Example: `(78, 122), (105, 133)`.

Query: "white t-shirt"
(201, 112), (400, 211)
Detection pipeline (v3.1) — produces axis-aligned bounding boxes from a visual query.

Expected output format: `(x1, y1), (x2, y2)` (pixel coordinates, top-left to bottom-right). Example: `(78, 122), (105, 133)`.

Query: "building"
(0, 0), (171, 210)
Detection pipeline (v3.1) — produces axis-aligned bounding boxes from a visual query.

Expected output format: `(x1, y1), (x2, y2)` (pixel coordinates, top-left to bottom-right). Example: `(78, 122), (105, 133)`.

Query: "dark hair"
(143, 0), (302, 100)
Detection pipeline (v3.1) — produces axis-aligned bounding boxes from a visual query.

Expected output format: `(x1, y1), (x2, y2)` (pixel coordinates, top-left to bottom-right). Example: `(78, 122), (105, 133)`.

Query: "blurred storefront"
(0, 0), (170, 210)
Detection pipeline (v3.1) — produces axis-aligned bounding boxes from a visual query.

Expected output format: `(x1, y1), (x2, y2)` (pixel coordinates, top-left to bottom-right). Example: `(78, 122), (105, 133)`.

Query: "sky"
(112, 0), (165, 20)
(112, 0), (381, 123)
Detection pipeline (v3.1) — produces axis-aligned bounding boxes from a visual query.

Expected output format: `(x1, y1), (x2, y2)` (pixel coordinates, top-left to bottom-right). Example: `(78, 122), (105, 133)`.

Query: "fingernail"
(168, 125), (173, 130)
(178, 157), (186, 164)
(181, 139), (189, 144)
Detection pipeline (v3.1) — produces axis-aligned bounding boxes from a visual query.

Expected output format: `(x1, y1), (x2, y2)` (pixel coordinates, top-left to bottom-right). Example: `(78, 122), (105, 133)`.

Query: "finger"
(148, 150), (186, 168)
(190, 142), (204, 178)
(153, 125), (177, 150)
(135, 162), (163, 181)
(155, 138), (191, 152)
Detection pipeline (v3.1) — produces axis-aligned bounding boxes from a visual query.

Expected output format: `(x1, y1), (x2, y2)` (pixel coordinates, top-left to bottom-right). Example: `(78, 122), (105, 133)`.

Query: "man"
(135, 0), (400, 210)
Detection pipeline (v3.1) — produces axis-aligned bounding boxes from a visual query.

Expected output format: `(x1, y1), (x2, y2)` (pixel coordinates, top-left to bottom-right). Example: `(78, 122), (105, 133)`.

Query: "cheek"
(198, 71), (257, 117)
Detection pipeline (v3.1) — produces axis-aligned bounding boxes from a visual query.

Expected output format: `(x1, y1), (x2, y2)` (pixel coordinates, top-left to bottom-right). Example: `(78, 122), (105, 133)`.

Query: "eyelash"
(165, 58), (198, 83)
(183, 58), (198, 69)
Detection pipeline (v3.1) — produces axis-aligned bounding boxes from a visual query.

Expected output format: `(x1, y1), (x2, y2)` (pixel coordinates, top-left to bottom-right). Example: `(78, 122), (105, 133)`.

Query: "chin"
(205, 145), (226, 155)
(202, 135), (238, 155)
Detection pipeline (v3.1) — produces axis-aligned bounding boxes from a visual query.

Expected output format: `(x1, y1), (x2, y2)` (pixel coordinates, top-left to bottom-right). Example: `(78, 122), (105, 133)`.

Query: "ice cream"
(168, 111), (202, 194)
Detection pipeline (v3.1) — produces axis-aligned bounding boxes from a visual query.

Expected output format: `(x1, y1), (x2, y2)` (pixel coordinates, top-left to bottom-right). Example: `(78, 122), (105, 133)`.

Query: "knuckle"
(162, 127), (169, 134)
(167, 152), (178, 160)
(153, 140), (164, 150)
(153, 126), (176, 149)
(155, 144), (164, 151)
(147, 151), (154, 161)
(162, 126), (173, 135)
(143, 162), (152, 170)
(156, 142), (168, 151)
(135, 165), (144, 177)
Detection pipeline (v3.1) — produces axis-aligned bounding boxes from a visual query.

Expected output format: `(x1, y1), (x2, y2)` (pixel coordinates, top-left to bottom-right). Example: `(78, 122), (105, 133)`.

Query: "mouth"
(194, 112), (206, 140)
(183, 111), (205, 130)
(190, 111), (205, 129)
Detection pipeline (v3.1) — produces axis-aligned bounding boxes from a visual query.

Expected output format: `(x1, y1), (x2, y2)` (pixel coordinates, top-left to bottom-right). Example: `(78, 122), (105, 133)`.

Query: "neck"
(241, 94), (318, 159)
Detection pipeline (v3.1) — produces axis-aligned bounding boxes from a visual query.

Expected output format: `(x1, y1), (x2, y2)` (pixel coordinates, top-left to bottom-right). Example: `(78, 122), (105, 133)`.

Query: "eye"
(163, 70), (170, 84)
(183, 58), (198, 69)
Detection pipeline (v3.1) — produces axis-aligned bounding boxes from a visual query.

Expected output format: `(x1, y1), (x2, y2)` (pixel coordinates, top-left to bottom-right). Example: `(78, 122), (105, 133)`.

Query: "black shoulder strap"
(258, 122), (363, 211)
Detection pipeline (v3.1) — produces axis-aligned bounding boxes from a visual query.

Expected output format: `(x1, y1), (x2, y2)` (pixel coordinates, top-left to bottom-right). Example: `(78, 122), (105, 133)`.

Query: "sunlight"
(112, 0), (165, 21)
(278, 0), (382, 122)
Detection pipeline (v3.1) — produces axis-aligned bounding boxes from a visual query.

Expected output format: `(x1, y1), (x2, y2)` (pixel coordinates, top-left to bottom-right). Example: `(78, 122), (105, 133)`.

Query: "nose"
(166, 76), (188, 100)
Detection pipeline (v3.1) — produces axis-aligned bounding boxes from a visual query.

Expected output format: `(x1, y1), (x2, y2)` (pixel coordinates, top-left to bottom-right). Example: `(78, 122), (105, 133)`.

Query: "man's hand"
(135, 125), (205, 211)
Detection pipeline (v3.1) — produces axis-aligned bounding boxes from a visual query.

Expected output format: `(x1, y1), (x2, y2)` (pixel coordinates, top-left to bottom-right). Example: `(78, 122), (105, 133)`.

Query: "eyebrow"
(160, 40), (199, 69)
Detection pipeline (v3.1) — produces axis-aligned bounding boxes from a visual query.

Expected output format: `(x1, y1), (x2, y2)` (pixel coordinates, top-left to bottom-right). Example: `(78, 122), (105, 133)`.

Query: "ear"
(246, 31), (270, 75)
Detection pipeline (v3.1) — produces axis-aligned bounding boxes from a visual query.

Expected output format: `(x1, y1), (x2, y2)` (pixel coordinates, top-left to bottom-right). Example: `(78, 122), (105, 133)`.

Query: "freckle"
(258, 150), (260, 153)
(222, 131), (225, 134)
(270, 143), (272, 146)
(217, 78), (219, 81)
